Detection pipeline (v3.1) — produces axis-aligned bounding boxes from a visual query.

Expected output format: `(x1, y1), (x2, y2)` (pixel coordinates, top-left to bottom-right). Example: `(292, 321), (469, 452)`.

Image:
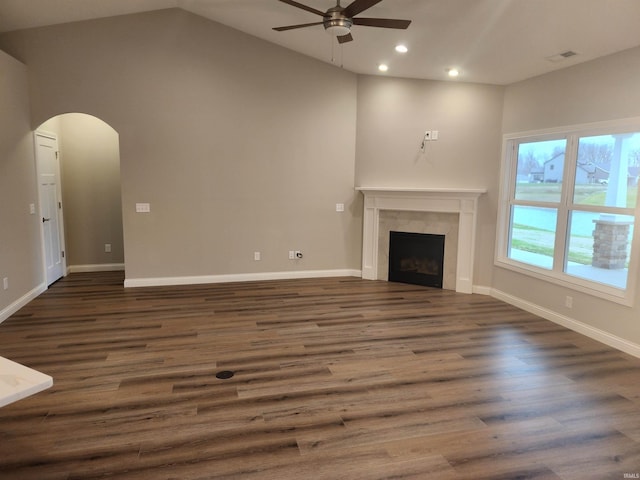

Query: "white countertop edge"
(0, 356), (53, 408)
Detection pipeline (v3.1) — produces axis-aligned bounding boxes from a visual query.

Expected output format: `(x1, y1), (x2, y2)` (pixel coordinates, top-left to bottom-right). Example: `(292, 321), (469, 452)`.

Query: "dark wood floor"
(1, 272), (640, 479)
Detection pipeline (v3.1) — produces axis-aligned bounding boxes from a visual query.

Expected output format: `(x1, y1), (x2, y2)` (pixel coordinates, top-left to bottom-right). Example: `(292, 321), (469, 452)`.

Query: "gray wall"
(39, 114), (124, 269)
(498, 46), (640, 346)
(0, 9), (361, 283)
(355, 75), (505, 287)
(2, 7), (640, 352)
(0, 50), (43, 317)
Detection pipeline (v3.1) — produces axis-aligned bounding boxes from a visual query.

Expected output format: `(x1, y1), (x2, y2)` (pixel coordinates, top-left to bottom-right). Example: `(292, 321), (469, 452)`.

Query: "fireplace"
(357, 187), (485, 294)
(389, 231), (445, 288)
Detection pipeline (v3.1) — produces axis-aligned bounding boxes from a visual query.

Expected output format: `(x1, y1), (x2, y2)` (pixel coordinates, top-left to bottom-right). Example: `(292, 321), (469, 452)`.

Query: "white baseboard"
(491, 287), (640, 359)
(0, 283), (47, 324)
(472, 285), (492, 296)
(124, 269), (362, 288)
(67, 263), (125, 273)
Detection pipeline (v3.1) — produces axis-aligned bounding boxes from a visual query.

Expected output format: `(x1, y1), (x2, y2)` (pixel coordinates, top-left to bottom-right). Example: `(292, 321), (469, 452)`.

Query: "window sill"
(495, 256), (635, 307)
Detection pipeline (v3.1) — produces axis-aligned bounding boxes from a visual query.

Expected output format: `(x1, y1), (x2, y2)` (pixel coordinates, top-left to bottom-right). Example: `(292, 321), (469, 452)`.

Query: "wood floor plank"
(1, 271), (640, 479)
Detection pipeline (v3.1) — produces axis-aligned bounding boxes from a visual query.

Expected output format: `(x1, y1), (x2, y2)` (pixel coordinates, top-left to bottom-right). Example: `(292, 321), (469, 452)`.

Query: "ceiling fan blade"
(273, 21), (324, 31)
(277, 0), (326, 17)
(343, 0), (383, 18)
(352, 17), (411, 29)
(337, 32), (354, 44)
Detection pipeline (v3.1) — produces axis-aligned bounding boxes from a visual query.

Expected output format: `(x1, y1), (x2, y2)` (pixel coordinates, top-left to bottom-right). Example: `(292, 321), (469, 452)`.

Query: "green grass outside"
(578, 189), (638, 207)
(512, 223), (593, 265)
(511, 237), (593, 265)
(513, 223), (591, 239)
(516, 183), (638, 207)
(512, 223), (553, 233)
(512, 223), (630, 266)
(511, 183), (636, 267)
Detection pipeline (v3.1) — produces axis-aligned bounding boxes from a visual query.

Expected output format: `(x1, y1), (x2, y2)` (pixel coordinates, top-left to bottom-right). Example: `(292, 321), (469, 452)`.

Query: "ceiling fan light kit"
(274, 0), (411, 44)
(325, 18), (352, 37)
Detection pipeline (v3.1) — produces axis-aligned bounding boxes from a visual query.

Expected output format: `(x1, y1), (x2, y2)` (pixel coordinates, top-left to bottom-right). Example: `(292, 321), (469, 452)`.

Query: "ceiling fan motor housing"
(324, 8), (353, 36)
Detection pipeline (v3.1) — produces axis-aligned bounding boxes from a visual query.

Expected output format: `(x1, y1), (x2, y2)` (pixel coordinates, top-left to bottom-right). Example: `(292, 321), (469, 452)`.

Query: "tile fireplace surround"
(357, 187), (486, 294)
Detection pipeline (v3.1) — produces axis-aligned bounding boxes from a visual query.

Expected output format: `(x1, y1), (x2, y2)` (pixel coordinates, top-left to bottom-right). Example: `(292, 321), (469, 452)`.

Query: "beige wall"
(498, 46), (640, 346)
(2, 6), (639, 351)
(503, 47), (640, 133)
(40, 114), (123, 269)
(0, 50), (43, 318)
(355, 75), (505, 287)
(0, 9), (361, 282)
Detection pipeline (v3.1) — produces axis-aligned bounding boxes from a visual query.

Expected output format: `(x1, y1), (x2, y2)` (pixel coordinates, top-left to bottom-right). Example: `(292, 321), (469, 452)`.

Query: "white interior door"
(35, 133), (65, 286)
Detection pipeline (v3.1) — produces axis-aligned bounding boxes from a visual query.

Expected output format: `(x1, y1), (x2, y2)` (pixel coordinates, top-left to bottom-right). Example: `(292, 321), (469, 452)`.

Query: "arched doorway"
(36, 113), (123, 283)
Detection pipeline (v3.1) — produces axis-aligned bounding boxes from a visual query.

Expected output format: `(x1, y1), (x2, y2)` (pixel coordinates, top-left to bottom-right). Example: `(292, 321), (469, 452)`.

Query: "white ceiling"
(1, 0), (639, 85)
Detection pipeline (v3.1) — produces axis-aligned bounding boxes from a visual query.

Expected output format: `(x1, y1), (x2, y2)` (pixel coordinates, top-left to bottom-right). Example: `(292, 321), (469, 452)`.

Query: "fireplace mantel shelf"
(357, 186), (486, 294)
(356, 187), (486, 196)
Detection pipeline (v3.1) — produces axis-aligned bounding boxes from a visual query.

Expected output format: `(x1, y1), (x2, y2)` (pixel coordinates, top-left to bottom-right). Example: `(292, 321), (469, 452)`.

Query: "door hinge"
(61, 251), (65, 258)
(58, 201), (62, 209)
(55, 151), (59, 159)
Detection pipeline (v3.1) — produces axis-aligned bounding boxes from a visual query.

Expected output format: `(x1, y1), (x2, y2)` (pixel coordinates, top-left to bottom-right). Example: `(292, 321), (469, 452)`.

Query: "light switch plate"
(135, 203), (151, 213)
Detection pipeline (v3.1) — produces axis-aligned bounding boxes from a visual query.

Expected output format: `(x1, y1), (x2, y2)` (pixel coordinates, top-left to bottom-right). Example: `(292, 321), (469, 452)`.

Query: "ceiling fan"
(273, 0), (411, 44)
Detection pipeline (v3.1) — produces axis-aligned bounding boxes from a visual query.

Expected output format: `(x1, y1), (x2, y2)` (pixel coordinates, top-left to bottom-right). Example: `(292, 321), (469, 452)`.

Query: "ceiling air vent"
(546, 50), (579, 63)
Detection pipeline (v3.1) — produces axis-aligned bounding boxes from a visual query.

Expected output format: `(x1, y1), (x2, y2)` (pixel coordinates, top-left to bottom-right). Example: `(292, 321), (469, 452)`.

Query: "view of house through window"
(501, 126), (640, 297)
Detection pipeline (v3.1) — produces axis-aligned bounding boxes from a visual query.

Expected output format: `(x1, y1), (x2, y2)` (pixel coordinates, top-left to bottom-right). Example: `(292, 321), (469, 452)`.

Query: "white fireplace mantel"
(356, 187), (486, 294)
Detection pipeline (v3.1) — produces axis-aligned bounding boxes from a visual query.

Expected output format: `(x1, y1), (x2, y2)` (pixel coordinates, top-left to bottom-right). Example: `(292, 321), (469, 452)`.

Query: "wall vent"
(546, 50), (579, 63)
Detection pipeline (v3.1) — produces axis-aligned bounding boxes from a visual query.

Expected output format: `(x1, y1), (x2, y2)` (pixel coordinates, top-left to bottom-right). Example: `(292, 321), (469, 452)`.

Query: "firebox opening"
(388, 231), (445, 288)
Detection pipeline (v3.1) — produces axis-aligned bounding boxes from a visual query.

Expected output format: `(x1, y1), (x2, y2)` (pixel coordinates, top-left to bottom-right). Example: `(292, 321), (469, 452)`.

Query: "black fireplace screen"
(388, 231), (445, 288)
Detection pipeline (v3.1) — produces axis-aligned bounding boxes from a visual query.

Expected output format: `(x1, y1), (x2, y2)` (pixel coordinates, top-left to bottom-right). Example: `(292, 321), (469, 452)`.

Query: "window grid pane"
(501, 125), (640, 297)
(564, 211), (633, 289)
(515, 139), (567, 203)
(574, 133), (640, 209)
(508, 205), (557, 270)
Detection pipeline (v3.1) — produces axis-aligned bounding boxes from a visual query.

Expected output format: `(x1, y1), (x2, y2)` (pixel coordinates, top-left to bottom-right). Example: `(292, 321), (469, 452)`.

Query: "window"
(497, 120), (640, 305)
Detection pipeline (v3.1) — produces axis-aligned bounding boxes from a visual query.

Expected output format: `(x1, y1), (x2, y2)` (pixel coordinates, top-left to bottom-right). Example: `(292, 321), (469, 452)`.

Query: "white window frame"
(496, 117), (640, 306)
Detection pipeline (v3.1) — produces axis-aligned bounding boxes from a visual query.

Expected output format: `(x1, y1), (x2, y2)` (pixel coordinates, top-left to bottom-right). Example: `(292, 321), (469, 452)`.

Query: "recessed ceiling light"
(446, 68), (460, 78)
(378, 64), (389, 72)
(395, 44), (408, 53)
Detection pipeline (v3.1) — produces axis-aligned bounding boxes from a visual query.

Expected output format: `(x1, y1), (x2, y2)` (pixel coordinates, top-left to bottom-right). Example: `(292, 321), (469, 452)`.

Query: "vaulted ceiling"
(1, 0), (639, 85)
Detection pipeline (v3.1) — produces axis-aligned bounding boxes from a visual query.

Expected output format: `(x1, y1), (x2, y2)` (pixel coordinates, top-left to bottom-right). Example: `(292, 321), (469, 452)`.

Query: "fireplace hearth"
(389, 231), (445, 288)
